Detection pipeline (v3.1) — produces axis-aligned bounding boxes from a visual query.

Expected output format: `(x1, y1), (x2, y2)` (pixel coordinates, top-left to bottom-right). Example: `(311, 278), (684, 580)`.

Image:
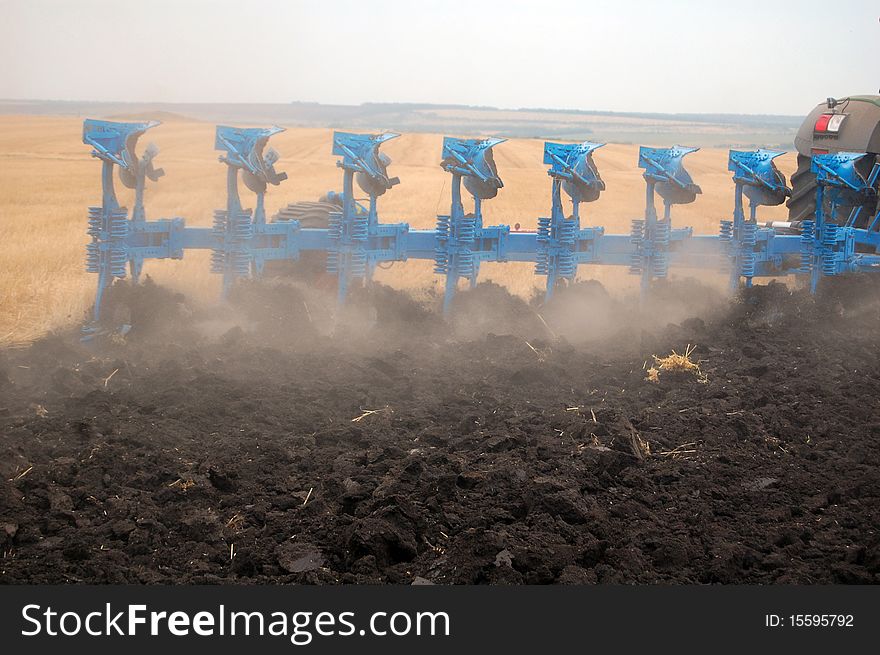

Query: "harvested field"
(1, 276), (878, 584)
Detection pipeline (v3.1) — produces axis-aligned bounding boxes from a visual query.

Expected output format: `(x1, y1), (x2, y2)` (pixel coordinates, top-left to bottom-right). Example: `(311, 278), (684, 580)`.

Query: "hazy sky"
(1, 0), (877, 115)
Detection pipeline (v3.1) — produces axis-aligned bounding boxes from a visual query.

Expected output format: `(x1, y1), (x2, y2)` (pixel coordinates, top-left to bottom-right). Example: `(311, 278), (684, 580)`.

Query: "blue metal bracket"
(844, 160), (880, 231)
(632, 146), (701, 292)
(536, 141), (606, 299)
(852, 158), (880, 260)
(82, 119), (164, 336)
(721, 149), (790, 289)
(328, 131), (409, 303)
(435, 136), (509, 313)
(800, 152), (872, 291)
(840, 157), (880, 265)
(213, 125), (289, 292)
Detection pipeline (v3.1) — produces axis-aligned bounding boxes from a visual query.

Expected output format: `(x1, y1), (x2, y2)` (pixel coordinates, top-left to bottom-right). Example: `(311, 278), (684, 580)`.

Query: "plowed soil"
(1, 276), (879, 584)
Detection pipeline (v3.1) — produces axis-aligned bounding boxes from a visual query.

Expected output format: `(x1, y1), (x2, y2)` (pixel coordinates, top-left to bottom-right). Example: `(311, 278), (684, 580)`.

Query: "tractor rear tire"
(786, 154), (817, 223)
(274, 200), (338, 229)
(786, 153), (879, 231)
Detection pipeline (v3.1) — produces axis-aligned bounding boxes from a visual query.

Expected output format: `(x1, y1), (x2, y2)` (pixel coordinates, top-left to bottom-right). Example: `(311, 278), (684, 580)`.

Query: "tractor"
(788, 95), (880, 227)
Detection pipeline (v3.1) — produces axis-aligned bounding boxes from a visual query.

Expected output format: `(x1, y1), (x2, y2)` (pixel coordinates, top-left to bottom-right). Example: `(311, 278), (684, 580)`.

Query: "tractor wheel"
(274, 200), (338, 228)
(786, 154), (817, 223)
(787, 153), (879, 230)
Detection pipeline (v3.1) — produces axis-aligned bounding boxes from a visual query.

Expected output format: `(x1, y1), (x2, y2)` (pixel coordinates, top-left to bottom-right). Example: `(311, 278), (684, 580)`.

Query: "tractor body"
(789, 96), (880, 226)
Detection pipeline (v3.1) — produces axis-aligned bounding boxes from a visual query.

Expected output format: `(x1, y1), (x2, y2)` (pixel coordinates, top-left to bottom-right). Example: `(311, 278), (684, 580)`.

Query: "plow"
(81, 96), (880, 336)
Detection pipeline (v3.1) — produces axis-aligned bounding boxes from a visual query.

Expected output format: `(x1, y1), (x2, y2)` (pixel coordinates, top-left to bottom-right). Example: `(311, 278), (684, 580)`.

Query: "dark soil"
(1, 274), (879, 584)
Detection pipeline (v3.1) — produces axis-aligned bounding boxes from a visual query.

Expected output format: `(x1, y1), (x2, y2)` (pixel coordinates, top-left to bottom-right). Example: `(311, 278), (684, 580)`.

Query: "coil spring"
(435, 215), (450, 239)
(741, 221), (757, 246)
(534, 250), (548, 276)
(211, 209), (252, 237)
(328, 213), (343, 239)
(629, 219), (645, 275)
(111, 246), (128, 277)
(87, 207), (128, 239)
(822, 254), (837, 277)
(351, 214), (368, 241)
(210, 250), (225, 274)
(456, 216), (476, 243)
(85, 207), (129, 277)
(110, 215), (128, 239)
(87, 206), (102, 237)
(86, 243), (126, 275)
(558, 251), (576, 278)
(231, 211), (253, 240)
(628, 252), (643, 276)
(653, 251), (669, 278)
(822, 223), (838, 246)
(740, 251), (756, 278)
(326, 249), (367, 278)
(559, 219), (577, 244)
(212, 209), (228, 233)
(654, 220), (671, 247)
(799, 220), (815, 273)
(210, 209), (253, 275)
(85, 242), (99, 273)
(456, 250), (475, 278)
(630, 219), (644, 244)
(231, 251), (250, 276)
(536, 217), (551, 242)
(350, 250), (368, 278)
(719, 220), (733, 242)
(433, 248), (448, 275)
(535, 216), (553, 276)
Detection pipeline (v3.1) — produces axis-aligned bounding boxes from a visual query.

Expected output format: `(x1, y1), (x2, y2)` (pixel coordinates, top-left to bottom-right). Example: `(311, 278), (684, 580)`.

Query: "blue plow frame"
(80, 119), (880, 335)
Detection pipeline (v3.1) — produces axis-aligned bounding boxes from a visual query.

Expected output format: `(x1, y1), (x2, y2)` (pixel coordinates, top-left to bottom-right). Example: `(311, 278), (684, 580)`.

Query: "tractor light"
(814, 113), (846, 135)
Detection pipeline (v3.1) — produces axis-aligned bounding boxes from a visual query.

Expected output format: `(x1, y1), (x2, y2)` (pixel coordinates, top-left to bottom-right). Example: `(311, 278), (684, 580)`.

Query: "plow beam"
(77, 116), (880, 340)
